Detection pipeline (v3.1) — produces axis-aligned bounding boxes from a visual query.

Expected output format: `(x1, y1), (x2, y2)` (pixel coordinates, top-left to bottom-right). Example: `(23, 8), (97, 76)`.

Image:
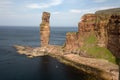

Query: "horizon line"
(0, 25), (78, 27)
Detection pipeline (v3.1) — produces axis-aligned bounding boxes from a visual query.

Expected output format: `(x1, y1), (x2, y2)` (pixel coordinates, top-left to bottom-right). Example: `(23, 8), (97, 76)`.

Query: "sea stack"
(40, 12), (50, 47)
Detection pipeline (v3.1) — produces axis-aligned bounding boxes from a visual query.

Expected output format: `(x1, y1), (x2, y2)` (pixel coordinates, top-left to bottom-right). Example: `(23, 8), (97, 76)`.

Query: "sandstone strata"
(14, 45), (119, 80)
(107, 15), (120, 57)
(95, 14), (110, 47)
(95, 8), (120, 58)
(64, 14), (97, 50)
(78, 14), (97, 46)
(40, 12), (50, 47)
(64, 13), (108, 49)
(64, 32), (79, 50)
(78, 14), (96, 34)
(64, 9), (120, 58)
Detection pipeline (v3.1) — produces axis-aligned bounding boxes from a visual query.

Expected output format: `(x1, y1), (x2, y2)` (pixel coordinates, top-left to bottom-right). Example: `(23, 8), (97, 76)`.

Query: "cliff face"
(64, 32), (79, 50)
(64, 8), (120, 58)
(78, 14), (97, 46)
(40, 12), (50, 47)
(95, 14), (110, 47)
(78, 14), (96, 34)
(95, 11), (120, 58)
(64, 14), (97, 50)
(107, 15), (120, 57)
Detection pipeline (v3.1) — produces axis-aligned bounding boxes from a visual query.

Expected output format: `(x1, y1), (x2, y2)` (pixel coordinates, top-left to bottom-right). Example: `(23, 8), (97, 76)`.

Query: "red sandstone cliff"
(64, 14), (97, 50)
(64, 32), (79, 50)
(78, 14), (96, 34)
(107, 15), (120, 57)
(64, 8), (120, 58)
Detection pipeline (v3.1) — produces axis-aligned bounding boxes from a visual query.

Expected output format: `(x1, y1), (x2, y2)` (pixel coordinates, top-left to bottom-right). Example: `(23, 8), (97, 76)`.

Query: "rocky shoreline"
(14, 45), (119, 80)
(14, 8), (120, 80)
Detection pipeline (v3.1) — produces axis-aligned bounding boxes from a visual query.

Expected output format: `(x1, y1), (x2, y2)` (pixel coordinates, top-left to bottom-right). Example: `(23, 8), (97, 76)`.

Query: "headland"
(14, 8), (120, 80)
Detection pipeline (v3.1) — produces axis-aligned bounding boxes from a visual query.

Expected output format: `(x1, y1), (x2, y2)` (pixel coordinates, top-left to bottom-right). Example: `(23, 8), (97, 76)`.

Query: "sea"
(0, 26), (98, 80)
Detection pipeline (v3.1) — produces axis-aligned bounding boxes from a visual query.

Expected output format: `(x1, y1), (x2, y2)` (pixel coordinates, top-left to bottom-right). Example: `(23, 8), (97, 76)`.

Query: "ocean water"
(0, 26), (98, 80)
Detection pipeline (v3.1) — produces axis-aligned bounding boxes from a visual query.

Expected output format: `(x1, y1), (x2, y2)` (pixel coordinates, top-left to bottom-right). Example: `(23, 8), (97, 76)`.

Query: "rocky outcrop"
(95, 8), (120, 58)
(64, 14), (97, 50)
(64, 8), (120, 58)
(64, 32), (79, 50)
(78, 14), (96, 34)
(14, 45), (119, 80)
(40, 12), (50, 47)
(14, 45), (47, 58)
(66, 13), (110, 49)
(94, 14), (110, 47)
(78, 14), (97, 46)
(107, 15), (120, 58)
(62, 54), (119, 80)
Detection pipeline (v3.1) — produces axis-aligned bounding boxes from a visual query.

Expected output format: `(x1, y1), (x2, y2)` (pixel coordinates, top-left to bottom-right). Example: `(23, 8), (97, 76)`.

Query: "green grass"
(85, 34), (96, 44)
(79, 34), (116, 64)
(86, 46), (116, 63)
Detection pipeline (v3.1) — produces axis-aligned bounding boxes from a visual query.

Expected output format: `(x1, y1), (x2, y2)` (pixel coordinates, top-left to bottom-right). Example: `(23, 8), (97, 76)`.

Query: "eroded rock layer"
(64, 14), (97, 50)
(40, 12), (50, 47)
(107, 15), (120, 57)
(64, 32), (79, 50)
(64, 8), (120, 58)
(78, 14), (96, 34)
(95, 14), (110, 47)
(78, 14), (97, 46)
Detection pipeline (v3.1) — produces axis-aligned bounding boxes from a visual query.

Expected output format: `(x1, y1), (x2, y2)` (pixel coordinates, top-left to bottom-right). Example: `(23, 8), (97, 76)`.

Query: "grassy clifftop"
(95, 8), (120, 15)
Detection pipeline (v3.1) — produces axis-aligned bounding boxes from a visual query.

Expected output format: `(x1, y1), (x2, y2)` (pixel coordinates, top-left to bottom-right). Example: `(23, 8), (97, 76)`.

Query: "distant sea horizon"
(0, 25), (78, 28)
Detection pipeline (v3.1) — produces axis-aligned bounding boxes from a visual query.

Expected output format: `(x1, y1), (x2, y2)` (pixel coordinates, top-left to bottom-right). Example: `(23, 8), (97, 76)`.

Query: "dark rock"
(107, 15), (120, 58)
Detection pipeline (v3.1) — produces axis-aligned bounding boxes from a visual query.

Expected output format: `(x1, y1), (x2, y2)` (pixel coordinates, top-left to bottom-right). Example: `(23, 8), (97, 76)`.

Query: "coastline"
(14, 9), (120, 80)
(14, 45), (119, 80)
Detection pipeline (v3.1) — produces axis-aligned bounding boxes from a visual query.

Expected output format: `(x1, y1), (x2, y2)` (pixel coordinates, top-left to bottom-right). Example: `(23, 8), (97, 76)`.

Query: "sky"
(0, 0), (120, 27)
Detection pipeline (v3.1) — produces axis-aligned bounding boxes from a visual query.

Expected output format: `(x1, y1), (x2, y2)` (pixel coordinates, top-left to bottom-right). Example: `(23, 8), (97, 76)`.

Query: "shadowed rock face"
(40, 12), (50, 47)
(107, 15), (120, 57)
(95, 14), (120, 58)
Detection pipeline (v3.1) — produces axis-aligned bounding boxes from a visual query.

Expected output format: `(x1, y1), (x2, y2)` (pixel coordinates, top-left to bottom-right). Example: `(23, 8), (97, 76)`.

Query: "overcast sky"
(0, 0), (120, 27)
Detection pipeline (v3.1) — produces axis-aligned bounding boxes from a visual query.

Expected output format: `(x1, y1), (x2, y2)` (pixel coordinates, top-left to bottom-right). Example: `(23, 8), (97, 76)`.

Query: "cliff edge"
(64, 8), (120, 63)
